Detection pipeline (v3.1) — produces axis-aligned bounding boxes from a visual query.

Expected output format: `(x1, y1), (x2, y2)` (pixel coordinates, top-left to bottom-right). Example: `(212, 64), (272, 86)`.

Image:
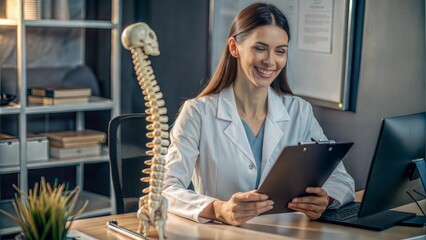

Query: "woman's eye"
(276, 49), (286, 55)
(254, 46), (266, 51)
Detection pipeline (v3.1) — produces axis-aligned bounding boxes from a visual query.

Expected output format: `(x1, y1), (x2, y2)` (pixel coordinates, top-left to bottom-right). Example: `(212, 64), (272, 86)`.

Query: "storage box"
(0, 134), (19, 167)
(27, 136), (49, 163)
(50, 144), (101, 159)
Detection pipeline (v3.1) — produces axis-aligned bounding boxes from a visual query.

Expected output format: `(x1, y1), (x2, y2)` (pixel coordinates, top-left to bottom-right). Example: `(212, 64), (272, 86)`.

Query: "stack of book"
(27, 86), (92, 105)
(44, 130), (106, 159)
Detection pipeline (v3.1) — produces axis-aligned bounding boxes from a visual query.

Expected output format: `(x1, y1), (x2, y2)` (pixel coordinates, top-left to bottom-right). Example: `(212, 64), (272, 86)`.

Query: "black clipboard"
(257, 141), (353, 215)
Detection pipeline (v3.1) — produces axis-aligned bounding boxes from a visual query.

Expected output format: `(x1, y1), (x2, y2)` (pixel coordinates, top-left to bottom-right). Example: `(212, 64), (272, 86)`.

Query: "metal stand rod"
(413, 158), (426, 191)
(106, 220), (148, 240)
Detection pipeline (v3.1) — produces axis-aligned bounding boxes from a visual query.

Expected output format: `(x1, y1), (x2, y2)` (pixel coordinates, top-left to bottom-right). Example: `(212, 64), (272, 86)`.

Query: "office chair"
(108, 113), (150, 214)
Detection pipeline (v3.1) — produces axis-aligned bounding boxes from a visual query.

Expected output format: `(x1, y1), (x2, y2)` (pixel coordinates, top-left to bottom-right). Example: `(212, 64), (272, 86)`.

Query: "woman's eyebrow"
(255, 42), (288, 48)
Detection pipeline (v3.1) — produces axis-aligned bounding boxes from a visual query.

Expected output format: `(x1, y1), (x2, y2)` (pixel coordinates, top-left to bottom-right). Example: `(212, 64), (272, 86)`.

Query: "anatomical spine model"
(121, 22), (169, 240)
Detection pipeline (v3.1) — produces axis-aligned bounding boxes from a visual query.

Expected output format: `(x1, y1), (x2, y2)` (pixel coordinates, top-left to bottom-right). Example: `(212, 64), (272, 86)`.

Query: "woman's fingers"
(288, 202), (323, 213)
(234, 190), (269, 202)
(234, 200), (274, 213)
(306, 187), (328, 197)
(288, 206), (321, 220)
(235, 199), (274, 210)
(291, 187), (329, 205)
(288, 187), (330, 220)
(219, 191), (274, 225)
(232, 191), (274, 211)
(231, 204), (274, 224)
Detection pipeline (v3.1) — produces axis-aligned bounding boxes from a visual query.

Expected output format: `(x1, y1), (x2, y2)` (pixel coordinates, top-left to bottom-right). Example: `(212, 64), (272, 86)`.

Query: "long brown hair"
(197, 3), (293, 98)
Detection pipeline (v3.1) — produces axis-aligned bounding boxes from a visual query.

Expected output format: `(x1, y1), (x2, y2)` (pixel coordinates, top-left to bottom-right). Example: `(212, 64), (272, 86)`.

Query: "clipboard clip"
(298, 138), (336, 145)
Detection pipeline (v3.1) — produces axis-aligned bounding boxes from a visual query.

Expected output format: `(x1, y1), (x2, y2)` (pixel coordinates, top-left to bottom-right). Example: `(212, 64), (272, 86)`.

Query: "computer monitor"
(359, 112), (425, 224)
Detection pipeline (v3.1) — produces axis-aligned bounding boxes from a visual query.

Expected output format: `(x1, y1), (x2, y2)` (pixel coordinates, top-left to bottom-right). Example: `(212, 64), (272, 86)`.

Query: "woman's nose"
(261, 52), (274, 66)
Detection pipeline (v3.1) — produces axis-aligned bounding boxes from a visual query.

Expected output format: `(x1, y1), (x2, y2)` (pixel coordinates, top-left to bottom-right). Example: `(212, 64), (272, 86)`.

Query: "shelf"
(25, 96), (113, 114)
(1, 19), (117, 29)
(27, 147), (109, 169)
(0, 200), (19, 236)
(0, 103), (21, 115)
(0, 166), (20, 174)
(0, 0), (121, 235)
(24, 19), (117, 29)
(0, 19), (18, 26)
(76, 191), (112, 218)
(0, 98), (113, 115)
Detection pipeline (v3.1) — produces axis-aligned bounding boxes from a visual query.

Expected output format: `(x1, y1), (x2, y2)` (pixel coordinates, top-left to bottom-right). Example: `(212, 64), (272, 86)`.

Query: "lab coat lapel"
(217, 86), (256, 165)
(261, 88), (291, 182)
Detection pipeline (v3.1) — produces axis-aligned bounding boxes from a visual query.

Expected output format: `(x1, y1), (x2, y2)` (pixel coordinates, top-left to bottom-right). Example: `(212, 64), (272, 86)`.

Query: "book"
(50, 144), (101, 159)
(49, 139), (102, 148)
(29, 86), (92, 98)
(44, 130), (106, 144)
(28, 95), (90, 105)
(0, 133), (16, 140)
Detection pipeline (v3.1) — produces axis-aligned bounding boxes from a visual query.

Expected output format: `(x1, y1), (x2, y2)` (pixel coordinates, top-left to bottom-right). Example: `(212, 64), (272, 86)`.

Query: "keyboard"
(320, 202), (361, 221)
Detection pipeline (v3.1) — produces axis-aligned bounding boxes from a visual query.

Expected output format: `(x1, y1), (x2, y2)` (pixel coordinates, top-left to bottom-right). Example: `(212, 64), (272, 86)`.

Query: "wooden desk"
(72, 199), (425, 240)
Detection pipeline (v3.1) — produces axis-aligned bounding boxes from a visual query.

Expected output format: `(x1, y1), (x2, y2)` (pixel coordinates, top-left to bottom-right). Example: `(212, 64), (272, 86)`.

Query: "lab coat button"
(248, 164), (255, 170)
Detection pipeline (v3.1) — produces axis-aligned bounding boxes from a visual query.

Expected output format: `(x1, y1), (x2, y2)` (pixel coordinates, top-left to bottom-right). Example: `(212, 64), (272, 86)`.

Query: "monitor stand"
(399, 158), (426, 227)
(399, 216), (426, 227)
(408, 158), (426, 190)
(343, 210), (416, 231)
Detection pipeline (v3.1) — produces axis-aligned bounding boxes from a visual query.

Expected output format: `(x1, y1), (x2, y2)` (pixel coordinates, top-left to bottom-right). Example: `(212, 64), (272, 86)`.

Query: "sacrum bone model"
(121, 22), (169, 240)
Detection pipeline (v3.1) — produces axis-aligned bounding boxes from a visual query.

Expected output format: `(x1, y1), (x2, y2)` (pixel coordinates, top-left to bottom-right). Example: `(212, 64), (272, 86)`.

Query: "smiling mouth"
(255, 66), (274, 77)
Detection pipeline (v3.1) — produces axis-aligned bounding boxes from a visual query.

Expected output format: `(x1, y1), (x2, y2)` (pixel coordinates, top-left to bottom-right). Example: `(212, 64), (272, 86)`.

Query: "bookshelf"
(0, 0), (121, 236)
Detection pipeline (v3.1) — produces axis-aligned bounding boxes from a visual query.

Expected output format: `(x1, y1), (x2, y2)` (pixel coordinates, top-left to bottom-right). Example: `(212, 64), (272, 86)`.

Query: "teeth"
(256, 67), (273, 75)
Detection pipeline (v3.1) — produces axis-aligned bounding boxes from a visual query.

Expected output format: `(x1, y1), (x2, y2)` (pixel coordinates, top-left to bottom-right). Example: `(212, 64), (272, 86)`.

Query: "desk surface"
(72, 197), (425, 240)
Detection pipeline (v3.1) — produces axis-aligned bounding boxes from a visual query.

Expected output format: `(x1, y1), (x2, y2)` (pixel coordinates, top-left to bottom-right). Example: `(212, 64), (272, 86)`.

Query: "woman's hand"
(287, 187), (330, 220)
(209, 190), (274, 226)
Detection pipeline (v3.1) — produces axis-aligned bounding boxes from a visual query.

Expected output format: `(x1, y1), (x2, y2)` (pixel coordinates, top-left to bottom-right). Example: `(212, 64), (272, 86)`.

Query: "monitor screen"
(359, 112), (425, 218)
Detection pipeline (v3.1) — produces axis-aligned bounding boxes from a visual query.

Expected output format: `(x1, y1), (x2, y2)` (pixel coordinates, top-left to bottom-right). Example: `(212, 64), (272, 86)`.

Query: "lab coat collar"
(217, 85), (291, 174)
(217, 85), (238, 121)
(217, 85), (253, 163)
(217, 85), (291, 122)
(267, 87), (291, 122)
(261, 88), (290, 182)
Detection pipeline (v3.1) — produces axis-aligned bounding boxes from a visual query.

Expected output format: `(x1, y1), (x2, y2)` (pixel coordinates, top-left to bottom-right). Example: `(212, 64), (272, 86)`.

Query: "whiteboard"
(210, 0), (357, 110)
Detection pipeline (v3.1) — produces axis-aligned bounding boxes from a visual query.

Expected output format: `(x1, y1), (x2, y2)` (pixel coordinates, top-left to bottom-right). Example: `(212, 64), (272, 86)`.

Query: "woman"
(163, 2), (355, 226)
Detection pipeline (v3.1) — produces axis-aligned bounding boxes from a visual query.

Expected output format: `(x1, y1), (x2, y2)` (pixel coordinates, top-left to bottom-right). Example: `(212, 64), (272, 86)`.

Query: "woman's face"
(231, 25), (289, 89)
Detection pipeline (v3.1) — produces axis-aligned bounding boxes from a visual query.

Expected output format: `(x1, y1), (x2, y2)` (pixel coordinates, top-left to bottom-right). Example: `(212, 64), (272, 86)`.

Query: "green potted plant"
(0, 177), (88, 240)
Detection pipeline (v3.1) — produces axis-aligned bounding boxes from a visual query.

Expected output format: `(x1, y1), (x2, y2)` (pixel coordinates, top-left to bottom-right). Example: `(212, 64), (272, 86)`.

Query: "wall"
(121, 0), (210, 124)
(122, 0), (425, 190)
(313, 0), (425, 189)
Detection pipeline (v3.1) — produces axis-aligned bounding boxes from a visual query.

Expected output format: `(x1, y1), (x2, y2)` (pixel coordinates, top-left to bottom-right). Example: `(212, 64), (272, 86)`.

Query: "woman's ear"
(228, 37), (239, 58)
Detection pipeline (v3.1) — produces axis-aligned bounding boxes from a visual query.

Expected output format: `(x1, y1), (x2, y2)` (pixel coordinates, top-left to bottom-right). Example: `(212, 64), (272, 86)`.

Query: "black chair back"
(108, 113), (150, 214)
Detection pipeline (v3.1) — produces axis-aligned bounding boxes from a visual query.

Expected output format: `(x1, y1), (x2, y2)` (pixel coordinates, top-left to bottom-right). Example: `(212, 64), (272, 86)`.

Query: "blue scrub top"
(241, 118), (265, 188)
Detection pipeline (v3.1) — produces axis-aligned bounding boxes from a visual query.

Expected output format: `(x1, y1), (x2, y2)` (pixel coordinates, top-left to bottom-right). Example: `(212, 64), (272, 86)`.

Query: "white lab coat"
(163, 85), (355, 223)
